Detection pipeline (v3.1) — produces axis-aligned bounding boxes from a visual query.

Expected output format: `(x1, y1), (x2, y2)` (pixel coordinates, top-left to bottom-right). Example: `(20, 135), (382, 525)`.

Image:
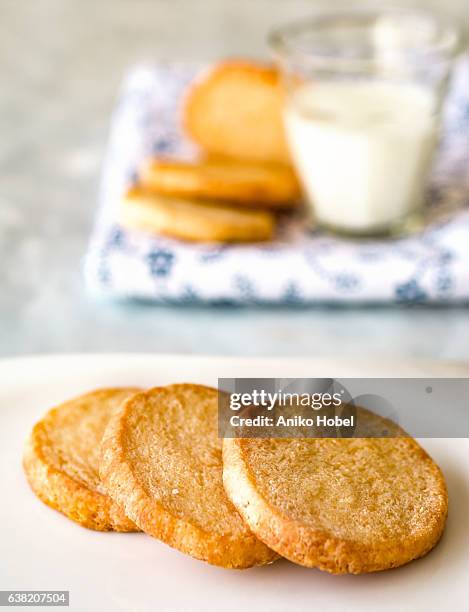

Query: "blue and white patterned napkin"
(85, 61), (469, 304)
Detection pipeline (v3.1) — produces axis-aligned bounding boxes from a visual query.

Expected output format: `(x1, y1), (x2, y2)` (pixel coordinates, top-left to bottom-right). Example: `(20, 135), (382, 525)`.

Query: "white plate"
(1, 353), (469, 612)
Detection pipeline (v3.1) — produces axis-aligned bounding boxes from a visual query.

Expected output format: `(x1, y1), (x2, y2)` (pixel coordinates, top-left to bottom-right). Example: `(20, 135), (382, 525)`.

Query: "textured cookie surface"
(139, 158), (300, 207)
(121, 187), (275, 242)
(23, 388), (140, 531)
(223, 436), (448, 574)
(100, 384), (277, 568)
(184, 60), (290, 164)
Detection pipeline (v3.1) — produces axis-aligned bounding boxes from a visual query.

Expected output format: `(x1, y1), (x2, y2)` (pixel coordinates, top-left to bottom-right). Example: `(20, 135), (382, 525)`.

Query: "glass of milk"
(269, 8), (462, 236)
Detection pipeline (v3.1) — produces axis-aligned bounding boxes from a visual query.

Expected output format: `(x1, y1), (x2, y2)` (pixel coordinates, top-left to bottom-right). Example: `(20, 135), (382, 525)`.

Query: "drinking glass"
(269, 8), (463, 236)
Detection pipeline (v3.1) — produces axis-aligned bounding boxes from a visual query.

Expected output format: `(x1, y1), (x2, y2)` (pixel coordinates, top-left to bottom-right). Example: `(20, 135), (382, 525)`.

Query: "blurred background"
(1, 0), (469, 359)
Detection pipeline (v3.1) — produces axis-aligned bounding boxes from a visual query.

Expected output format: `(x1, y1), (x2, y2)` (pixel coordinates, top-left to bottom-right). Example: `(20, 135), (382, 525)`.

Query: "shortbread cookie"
(100, 384), (277, 568)
(139, 158), (300, 207)
(184, 60), (291, 164)
(121, 187), (275, 242)
(23, 388), (140, 531)
(223, 436), (448, 574)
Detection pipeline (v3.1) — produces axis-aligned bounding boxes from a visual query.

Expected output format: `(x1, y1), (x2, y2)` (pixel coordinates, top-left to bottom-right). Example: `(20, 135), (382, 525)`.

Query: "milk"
(285, 81), (438, 234)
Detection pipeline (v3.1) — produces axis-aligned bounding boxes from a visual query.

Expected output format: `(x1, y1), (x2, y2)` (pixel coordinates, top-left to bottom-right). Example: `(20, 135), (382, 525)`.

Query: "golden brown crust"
(223, 436), (448, 574)
(120, 186), (275, 242)
(23, 388), (140, 532)
(184, 60), (291, 164)
(139, 158), (300, 207)
(100, 384), (277, 568)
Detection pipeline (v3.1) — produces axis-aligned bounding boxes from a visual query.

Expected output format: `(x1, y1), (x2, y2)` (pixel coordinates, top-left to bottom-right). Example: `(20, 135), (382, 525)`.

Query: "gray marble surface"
(1, 0), (469, 361)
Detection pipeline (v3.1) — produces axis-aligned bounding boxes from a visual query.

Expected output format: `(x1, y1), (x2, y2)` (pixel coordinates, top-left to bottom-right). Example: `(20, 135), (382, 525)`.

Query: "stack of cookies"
(24, 384), (448, 574)
(121, 61), (302, 243)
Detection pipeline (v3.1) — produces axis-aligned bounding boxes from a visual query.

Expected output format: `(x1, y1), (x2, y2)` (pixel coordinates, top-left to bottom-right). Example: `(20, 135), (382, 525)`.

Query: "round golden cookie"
(184, 60), (291, 164)
(99, 384), (277, 568)
(139, 158), (300, 207)
(23, 388), (140, 532)
(121, 187), (275, 242)
(223, 436), (448, 574)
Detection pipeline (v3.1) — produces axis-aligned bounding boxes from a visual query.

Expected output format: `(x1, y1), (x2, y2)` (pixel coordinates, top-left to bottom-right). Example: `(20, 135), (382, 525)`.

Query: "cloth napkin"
(85, 61), (469, 304)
